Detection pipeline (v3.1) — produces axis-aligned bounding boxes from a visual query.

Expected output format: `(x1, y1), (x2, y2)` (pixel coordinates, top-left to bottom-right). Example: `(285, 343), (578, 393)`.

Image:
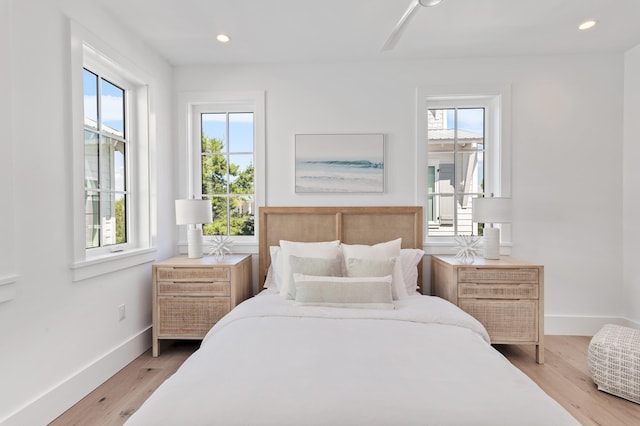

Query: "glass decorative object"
(208, 235), (233, 261)
(454, 235), (481, 264)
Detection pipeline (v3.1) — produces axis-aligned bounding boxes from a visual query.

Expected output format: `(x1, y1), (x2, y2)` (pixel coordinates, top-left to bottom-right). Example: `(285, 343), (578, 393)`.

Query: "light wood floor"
(51, 336), (640, 426)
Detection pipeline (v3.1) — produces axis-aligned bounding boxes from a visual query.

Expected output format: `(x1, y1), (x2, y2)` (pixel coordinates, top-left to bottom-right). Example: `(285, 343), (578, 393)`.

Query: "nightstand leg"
(536, 344), (544, 364)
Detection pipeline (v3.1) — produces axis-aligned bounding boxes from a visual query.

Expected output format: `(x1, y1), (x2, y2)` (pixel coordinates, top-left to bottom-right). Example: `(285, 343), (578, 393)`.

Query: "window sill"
(71, 248), (157, 282)
(177, 240), (258, 256)
(424, 241), (512, 256)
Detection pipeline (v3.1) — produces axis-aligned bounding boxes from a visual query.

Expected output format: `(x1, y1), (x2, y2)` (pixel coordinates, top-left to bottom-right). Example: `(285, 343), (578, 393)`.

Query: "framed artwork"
(295, 133), (385, 193)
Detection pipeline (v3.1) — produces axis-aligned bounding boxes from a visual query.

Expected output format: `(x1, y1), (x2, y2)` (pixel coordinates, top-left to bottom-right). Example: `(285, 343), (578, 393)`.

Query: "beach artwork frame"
(295, 133), (384, 193)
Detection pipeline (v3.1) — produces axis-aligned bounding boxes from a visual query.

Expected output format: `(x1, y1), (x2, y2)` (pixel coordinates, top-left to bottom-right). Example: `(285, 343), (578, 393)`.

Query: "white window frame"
(416, 84), (512, 254)
(178, 91), (265, 253)
(82, 65), (133, 252)
(70, 21), (155, 281)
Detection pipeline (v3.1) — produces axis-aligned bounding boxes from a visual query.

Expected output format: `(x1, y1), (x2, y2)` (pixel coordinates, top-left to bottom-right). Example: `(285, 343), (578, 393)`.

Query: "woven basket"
(587, 324), (640, 404)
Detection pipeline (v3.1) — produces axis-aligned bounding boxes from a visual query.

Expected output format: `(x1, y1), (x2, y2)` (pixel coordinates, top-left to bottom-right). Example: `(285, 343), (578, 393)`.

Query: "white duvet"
(126, 292), (578, 426)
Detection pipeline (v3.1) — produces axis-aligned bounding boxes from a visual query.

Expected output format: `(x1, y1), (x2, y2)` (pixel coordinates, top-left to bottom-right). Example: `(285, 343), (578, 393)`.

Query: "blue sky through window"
(447, 108), (484, 134)
(202, 113), (254, 171)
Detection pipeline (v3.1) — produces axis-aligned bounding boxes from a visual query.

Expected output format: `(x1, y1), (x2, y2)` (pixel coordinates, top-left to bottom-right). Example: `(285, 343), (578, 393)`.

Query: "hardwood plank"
(49, 341), (199, 426)
(496, 336), (640, 426)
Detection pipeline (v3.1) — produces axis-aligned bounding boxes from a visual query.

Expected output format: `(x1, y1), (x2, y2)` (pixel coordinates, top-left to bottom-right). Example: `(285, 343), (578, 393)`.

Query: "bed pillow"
(293, 273), (394, 310)
(341, 238), (408, 299)
(263, 246), (282, 290)
(346, 257), (396, 279)
(279, 240), (341, 299)
(286, 255), (342, 299)
(400, 248), (425, 294)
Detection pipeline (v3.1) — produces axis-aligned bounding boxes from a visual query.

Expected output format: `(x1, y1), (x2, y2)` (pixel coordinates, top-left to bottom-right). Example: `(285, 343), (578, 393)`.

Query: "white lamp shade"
(472, 197), (512, 224)
(175, 199), (213, 225)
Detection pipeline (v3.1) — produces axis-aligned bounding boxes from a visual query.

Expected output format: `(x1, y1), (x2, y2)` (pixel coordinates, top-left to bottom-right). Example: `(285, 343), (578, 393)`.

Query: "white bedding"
(126, 291), (578, 426)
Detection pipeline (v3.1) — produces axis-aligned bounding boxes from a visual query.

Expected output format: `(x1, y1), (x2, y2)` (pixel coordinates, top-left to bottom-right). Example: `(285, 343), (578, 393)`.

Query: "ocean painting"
(295, 134), (384, 193)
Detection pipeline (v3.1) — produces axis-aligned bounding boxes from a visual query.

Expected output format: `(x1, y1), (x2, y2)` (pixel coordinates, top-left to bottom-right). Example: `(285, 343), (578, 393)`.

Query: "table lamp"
(175, 198), (213, 258)
(472, 197), (511, 260)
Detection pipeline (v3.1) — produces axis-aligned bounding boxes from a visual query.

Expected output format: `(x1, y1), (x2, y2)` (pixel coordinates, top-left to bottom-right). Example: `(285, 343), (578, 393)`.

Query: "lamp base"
(483, 227), (501, 260)
(187, 227), (203, 259)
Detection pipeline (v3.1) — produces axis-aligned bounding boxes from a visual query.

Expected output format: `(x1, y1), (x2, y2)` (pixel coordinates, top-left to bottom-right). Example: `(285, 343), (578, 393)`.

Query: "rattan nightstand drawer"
(459, 299), (538, 342)
(156, 266), (230, 282)
(157, 296), (230, 338)
(458, 268), (538, 283)
(157, 281), (230, 297)
(458, 283), (539, 299)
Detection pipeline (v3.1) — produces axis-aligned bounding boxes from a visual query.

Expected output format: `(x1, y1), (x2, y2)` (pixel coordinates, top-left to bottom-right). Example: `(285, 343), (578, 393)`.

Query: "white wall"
(0, 0), (17, 304)
(175, 53), (626, 335)
(623, 44), (640, 325)
(0, 1), (635, 421)
(0, 1), (175, 424)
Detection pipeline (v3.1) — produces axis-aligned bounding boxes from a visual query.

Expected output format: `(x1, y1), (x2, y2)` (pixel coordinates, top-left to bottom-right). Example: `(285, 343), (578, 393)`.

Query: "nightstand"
(152, 254), (252, 357)
(431, 255), (544, 364)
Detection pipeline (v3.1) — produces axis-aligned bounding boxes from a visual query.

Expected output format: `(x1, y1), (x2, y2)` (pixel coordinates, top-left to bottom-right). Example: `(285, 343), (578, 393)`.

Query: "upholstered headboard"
(258, 206), (423, 290)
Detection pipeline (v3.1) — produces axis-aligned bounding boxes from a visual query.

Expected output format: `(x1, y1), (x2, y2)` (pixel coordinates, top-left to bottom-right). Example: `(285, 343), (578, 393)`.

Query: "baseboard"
(1, 327), (152, 426)
(545, 315), (638, 336)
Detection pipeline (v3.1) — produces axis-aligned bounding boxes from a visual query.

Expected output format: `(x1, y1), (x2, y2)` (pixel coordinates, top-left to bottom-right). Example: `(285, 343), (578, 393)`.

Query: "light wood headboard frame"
(258, 206), (423, 290)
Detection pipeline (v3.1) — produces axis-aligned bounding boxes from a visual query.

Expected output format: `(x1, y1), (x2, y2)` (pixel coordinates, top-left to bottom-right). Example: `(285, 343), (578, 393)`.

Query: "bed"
(126, 206), (578, 425)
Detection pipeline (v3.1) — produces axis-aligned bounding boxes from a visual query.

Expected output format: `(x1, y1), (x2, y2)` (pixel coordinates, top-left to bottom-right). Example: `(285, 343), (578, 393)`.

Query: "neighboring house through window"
(83, 68), (129, 248)
(427, 106), (485, 237)
(417, 85), (511, 252)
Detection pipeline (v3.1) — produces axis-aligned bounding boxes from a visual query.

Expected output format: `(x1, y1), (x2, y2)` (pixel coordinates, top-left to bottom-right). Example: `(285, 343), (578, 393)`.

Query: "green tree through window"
(200, 112), (254, 236)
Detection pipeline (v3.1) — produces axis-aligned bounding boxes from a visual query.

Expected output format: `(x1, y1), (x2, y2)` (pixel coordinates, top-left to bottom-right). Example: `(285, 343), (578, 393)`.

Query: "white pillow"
(279, 240), (341, 299)
(400, 248), (425, 294)
(263, 246), (280, 289)
(293, 273), (394, 310)
(341, 238), (408, 299)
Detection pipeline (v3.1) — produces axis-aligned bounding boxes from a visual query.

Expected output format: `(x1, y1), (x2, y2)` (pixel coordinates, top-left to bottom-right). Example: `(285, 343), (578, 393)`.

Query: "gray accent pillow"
(286, 255), (342, 300)
(346, 257), (396, 278)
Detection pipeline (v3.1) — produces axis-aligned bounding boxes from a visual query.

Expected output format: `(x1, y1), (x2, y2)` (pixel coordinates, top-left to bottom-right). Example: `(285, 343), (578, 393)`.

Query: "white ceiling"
(94, 0), (640, 65)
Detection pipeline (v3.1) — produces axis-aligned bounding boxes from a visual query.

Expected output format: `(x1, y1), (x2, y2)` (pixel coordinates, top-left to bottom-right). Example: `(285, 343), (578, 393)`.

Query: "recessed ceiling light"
(216, 34), (231, 43)
(578, 20), (597, 31)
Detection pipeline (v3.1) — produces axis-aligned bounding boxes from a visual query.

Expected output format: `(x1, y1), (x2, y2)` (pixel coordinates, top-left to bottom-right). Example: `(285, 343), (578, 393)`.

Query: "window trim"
(177, 91), (265, 252)
(416, 84), (512, 254)
(70, 21), (155, 281)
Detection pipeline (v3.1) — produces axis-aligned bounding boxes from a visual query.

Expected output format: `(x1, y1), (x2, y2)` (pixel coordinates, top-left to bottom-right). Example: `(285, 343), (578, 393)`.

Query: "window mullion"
(225, 112), (231, 235)
(453, 108), (459, 236)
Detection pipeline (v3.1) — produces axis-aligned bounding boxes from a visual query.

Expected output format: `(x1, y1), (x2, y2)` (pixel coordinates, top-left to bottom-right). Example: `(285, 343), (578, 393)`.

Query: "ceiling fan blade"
(381, 0), (421, 51)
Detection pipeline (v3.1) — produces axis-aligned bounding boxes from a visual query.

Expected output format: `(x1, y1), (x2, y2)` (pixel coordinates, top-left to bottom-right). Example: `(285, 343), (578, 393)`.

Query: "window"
(427, 106), (485, 237)
(417, 85), (511, 250)
(83, 68), (129, 249)
(70, 22), (155, 280)
(199, 111), (255, 236)
(180, 91), (265, 249)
